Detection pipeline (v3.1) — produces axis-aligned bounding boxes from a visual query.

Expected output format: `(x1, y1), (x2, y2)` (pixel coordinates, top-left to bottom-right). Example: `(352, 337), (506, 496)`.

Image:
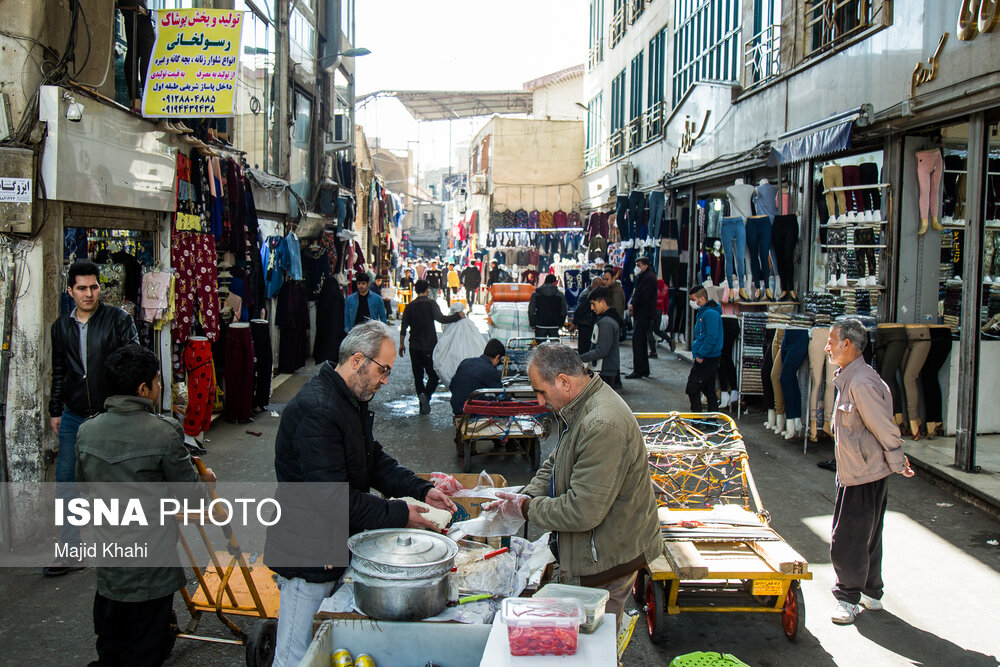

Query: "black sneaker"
(185, 440), (207, 456)
(418, 393), (431, 415)
(817, 459), (837, 472)
(624, 372), (644, 379)
(43, 559), (85, 577)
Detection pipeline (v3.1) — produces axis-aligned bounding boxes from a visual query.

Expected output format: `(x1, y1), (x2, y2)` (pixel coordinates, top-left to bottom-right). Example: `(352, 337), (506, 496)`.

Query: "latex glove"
(483, 490), (530, 520)
(424, 487), (458, 513)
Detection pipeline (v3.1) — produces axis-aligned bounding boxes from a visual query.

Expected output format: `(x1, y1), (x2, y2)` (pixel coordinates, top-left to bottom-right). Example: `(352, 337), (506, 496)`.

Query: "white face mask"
(689, 299), (701, 310)
(634, 266), (642, 275)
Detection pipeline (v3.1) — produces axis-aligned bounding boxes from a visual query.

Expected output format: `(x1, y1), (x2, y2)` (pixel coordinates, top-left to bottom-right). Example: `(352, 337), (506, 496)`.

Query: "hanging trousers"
(615, 195), (629, 240)
(823, 165), (847, 218)
(771, 215), (798, 293)
(251, 320), (273, 410)
(842, 164), (863, 213)
(855, 227), (878, 278)
(920, 328), (952, 423)
(224, 325), (255, 422)
(874, 327), (908, 418)
(900, 326), (931, 423)
(808, 327), (831, 433)
(718, 317), (740, 393)
(916, 149), (944, 222)
(770, 328), (785, 414)
(762, 327), (776, 409)
(746, 216), (772, 288)
(172, 231), (221, 342)
(942, 155), (965, 218)
(859, 162), (881, 211)
(627, 191), (647, 240)
(183, 338), (215, 437)
(831, 477), (888, 605)
(720, 217), (747, 288)
(779, 328), (809, 420)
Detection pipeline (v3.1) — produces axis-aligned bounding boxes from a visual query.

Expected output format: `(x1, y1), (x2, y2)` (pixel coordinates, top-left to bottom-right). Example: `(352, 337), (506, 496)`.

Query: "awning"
(767, 104), (874, 166)
(356, 90), (532, 121)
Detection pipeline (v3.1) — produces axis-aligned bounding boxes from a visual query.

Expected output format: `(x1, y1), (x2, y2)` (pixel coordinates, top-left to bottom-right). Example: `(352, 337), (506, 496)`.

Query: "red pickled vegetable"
(507, 625), (579, 656)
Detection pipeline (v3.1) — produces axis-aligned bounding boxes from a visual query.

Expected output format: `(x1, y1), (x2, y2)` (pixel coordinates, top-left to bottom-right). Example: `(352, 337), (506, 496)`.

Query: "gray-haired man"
(484, 343), (662, 630)
(825, 318), (914, 625)
(265, 321), (457, 666)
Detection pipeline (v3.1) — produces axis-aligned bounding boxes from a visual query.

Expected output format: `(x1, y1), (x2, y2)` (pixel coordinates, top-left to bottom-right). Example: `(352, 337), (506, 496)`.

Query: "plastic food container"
(501, 597), (585, 656)
(534, 583), (610, 633)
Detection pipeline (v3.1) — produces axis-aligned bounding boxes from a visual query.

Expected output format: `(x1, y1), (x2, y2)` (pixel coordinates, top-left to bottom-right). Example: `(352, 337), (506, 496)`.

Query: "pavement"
(2, 309), (999, 666)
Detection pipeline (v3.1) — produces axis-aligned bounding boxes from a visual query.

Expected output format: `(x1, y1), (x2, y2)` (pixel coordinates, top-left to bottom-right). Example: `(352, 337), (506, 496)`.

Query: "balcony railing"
(628, 117), (643, 152)
(803, 0), (876, 58)
(627, 0), (646, 25)
(644, 101), (664, 144)
(610, 6), (626, 48)
(609, 128), (626, 159)
(585, 143), (603, 172)
(588, 38), (604, 68)
(743, 23), (781, 88)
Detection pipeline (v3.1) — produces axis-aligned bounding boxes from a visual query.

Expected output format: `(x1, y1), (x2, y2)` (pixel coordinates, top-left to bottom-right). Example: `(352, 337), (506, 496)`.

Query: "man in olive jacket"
(488, 343), (662, 629)
(265, 320), (456, 667)
(75, 345), (214, 666)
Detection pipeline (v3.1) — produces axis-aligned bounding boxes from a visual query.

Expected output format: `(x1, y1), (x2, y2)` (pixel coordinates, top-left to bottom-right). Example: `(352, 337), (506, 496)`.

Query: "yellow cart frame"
(632, 412), (812, 644)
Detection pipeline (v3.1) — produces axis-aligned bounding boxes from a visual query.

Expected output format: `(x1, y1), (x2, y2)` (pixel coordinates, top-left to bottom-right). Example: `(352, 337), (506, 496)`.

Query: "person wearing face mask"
(685, 286), (723, 411)
(626, 257), (657, 379)
(266, 321), (457, 666)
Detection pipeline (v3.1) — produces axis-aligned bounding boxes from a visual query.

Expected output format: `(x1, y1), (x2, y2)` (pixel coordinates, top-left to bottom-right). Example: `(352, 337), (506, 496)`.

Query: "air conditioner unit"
(471, 174), (487, 194)
(617, 163), (637, 191)
(323, 114), (350, 153)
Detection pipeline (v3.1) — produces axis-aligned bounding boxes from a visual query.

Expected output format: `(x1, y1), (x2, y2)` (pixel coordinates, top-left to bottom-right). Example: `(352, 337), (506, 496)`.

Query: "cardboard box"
(417, 473), (508, 523)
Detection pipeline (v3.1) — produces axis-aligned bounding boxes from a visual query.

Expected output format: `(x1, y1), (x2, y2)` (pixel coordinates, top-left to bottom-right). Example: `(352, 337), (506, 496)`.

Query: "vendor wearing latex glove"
(265, 322), (454, 667)
(516, 342), (663, 631)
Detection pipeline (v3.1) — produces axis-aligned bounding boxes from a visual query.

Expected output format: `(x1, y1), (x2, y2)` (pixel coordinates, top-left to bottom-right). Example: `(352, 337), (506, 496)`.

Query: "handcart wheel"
(245, 618), (277, 667)
(463, 440), (473, 473)
(632, 569), (646, 607)
(644, 578), (669, 644)
(781, 581), (804, 642)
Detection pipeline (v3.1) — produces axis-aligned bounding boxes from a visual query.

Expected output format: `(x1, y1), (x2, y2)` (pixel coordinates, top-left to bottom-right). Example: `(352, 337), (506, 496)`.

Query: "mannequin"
(769, 324), (786, 434)
(901, 324), (931, 439)
(762, 325), (778, 430)
(772, 214), (798, 301)
(921, 324), (952, 439)
(915, 148), (945, 234)
(779, 326), (809, 439)
(183, 335), (213, 454)
(225, 322), (255, 423)
(874, 323), (908, 425)
(726, 178), (756, 219)
(718, 315), (740, 408)
(807, 326), (831, 442)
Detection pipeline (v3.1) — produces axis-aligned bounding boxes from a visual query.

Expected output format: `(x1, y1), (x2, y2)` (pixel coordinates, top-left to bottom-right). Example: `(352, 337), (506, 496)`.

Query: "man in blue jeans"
(685, 286), (723, 411)
(47, 259), (139, 576)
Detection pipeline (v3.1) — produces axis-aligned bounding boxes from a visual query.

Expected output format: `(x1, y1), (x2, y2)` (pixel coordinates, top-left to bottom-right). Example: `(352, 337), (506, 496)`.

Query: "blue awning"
(767, 105), (873, 166)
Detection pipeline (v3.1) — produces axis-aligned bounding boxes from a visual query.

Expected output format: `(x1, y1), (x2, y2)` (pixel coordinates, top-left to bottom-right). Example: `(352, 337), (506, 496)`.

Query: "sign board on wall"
(0, 178), (31, 204)
(141, 9), (244, 118)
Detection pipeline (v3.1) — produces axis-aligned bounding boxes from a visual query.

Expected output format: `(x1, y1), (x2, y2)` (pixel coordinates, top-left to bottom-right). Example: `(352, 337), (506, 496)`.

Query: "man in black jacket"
(399, 279), (465, 414)
(265, 321), (456, 666)
(626, 256), (657, 379)
(572, 276), (603, 355)
(528, 274), (567, 340)
(449, 338), (505, 416)
(487, 259), (501, 287)
(47, 259), (139, 576)
(423, 259), (443, 303)
(461, 263), (481, 308)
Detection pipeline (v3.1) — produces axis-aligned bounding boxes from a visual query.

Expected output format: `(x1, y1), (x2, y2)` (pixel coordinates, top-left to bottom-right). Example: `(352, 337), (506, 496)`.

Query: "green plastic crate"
(669, 651), (751, 667)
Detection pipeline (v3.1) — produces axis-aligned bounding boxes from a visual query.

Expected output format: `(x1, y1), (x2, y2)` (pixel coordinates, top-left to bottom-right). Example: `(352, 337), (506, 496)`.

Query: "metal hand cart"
(631, 412), (811, 644)
(501, 336), (565, 384)
(455, 387), (551, 472)
(174, 458), (281, 667)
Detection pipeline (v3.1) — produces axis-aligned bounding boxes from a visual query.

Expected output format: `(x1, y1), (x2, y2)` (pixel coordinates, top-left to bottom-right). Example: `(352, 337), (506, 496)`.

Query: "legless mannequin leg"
(808, 327), (830, 441)
(902, 325), (931, 440)
(770, 328), (786, 433)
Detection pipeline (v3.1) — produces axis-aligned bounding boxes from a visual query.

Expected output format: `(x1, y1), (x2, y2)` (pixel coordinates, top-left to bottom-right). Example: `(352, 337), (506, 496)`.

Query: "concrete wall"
(531, 74), (587, 122)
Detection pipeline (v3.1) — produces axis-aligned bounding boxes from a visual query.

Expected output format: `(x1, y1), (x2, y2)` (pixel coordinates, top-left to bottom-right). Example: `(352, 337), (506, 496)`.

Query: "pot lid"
(348, 529), (458, 567)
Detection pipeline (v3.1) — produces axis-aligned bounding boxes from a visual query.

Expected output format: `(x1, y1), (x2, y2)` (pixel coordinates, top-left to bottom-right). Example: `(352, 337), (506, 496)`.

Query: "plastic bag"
(661, 313), (670, 330)
(447, 500), (526, 539)
(453, 542), (518, 596)
(428, 472), (465, 495)
(433, 315), (486, 387)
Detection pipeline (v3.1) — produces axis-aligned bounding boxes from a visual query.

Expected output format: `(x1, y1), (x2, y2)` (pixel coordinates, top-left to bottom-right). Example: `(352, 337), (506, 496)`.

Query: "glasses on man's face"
(364, 355), (392, 378)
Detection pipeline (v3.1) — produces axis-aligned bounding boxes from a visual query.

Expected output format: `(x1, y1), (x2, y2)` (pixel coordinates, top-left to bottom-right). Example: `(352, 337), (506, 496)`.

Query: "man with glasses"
(266, 321), (457, 666)
(399, 279), (465, 415)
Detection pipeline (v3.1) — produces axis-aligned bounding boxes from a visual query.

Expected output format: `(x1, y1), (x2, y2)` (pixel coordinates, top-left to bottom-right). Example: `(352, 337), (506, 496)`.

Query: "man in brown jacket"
(826, 318), (914, 625)
(486, 342), (662, 629)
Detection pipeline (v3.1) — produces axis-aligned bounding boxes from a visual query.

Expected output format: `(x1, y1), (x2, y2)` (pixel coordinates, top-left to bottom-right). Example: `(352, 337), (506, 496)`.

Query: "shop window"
(588, 0), (605, 68)
(808, 150), (886, 313)
(290, 6), (316, 77)
(672, 0), (741, 107)
(744, 0), (781, 88)
(937, 123), (970, 334)
(803, 0), (890, 59)
(290, 92), (314, 212)
(234, 0), (278, 173)
(982, 120), (1000, 331)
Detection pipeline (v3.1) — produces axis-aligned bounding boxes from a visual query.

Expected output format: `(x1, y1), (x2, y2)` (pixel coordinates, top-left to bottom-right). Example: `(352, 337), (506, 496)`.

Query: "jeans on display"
(916, 149), (944, 222)
(901, 326), (931, 422)
(779, 328), (809, 420)
(874, 327), (908, 417)
(718, 317), (740, 392)
(274, 575), (338, 667)
(831, 477), (888, 605)
(720, 217), (747, 288)
(823, 165), (847, 218)
(648, 191), (665, 235)
(746, 216), (772, 288)
(56, 408), (87, 548)
(628, 191), (646, 240)
(808, 327), (830, 432)
(920, 328), (952, 423)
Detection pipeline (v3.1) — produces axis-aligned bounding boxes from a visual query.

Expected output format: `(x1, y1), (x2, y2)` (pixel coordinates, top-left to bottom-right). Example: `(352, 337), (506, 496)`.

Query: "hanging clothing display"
(183, 338), (215, 437)
(251, 319), (273, 412)
(171, 230), (221, 342)
(224, 324), (255, 422)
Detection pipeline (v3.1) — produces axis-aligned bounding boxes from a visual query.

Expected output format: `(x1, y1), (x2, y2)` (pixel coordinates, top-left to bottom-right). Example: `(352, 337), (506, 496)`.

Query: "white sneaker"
(719, 392), (731, 408)
(729, 390), (739, 405)
(859, 594), (883, 611)
(837, 274), (849, 287)
(862, 210), (873, 222)
(837, 214), (848, 224)
(827, 275), (840, 288)
(872, 209), (882, 222)
(827, 215), (837, 226)
(847, 211), (857, 223)
(832, 601), (860, 624)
